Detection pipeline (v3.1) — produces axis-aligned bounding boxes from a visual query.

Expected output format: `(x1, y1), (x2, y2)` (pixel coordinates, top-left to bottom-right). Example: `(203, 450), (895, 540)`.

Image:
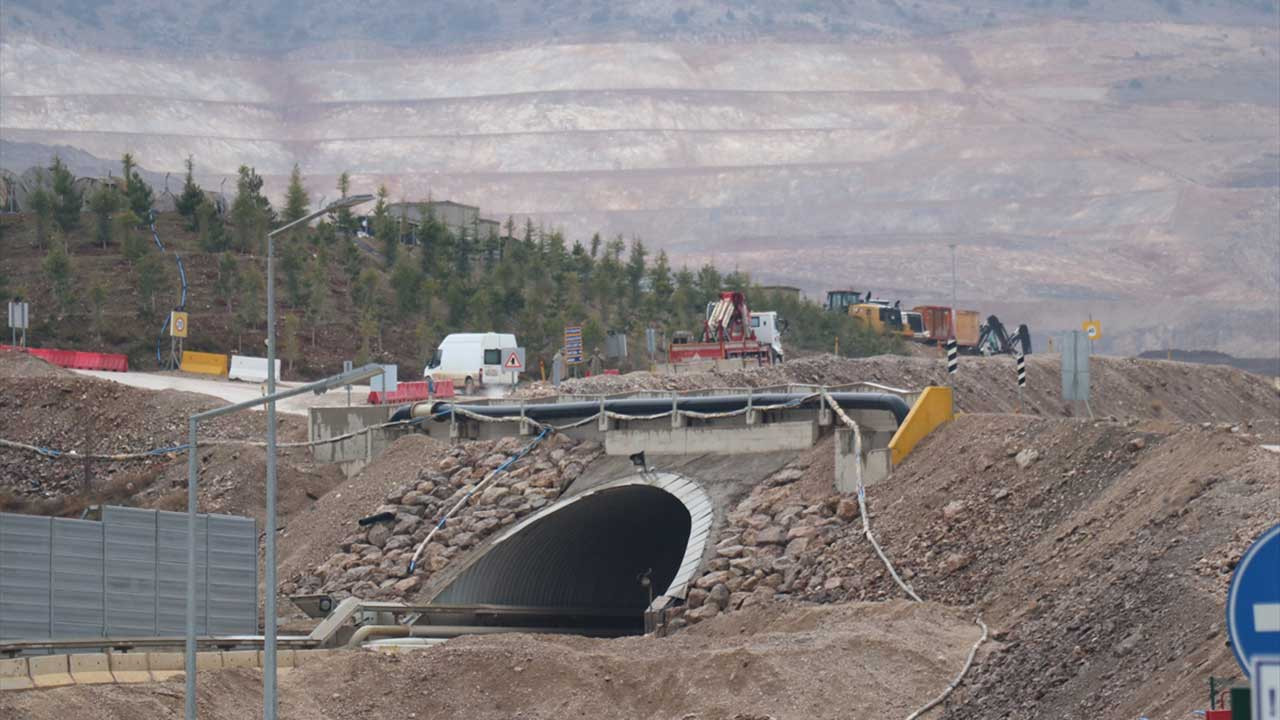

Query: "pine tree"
(625, 238), (647, 305)
(648, 250), (674, 315)
(335, 172), (355, 236)
(390, 256), (422, 319)
(196, 196), (227, 252)
(175, 156), (204, 227)
(283, 163), (310, 225)
(354, 312), (374, 366)
(136, 252), (169, 324)
(116, 210), (146, 262)
(121, 154), (136, 189)
(280, 241), (309, 308)
(695, 263), (722, 304)
(49, 157), (82, 234)
(353, 267), (383, 315)
(306, 260), (331, 346)
(119, 154), (153, 219)
(216, 252), (239, 313)
(28, 187), (52, 250)
(235, 265), (264, 350)
(42, 242), (75, 317)
(373, 185), (396, 267)
(282, 314), (301, 374)
(340, 235), (362, 283)
(230, 165), (272, 254)
(87, 183), (120, 249)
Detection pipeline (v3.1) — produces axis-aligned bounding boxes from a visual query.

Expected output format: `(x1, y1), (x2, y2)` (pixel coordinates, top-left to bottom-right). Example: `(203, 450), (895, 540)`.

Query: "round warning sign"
(1082, 320), (1101, 341)
(170, 311), (189, 338)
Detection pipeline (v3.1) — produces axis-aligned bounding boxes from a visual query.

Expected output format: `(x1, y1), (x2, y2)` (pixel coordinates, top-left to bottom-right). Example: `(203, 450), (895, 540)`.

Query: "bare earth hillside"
(2, 12), (1277, 356)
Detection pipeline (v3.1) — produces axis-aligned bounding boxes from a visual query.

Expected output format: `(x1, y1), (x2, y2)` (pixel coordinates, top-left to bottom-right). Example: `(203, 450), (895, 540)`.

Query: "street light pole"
(183, 362), (383, 720)
(261, 194), (371, 720)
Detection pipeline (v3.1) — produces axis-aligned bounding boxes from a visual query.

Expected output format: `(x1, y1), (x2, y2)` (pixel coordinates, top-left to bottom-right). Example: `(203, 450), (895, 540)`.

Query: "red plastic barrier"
(603, 369), (620, 375)
(432, 379), (456, 398)
(0, 345), (128, 372)
(368, 379), (456, 405)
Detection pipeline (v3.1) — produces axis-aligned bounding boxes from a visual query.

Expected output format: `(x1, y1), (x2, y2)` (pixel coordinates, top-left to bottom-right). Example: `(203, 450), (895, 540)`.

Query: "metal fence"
(0, 506), (257, 642)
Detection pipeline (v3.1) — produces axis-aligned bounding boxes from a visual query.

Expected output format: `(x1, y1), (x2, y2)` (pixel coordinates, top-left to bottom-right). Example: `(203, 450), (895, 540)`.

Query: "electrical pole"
(949, 243), (958, 340)
(263, 222), (279, 720)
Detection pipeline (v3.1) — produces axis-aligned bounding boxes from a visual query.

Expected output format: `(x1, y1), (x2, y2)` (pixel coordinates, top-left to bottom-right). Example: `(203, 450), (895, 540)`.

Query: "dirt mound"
(0, 601), (982, 720)
(540, 353), (1279, 422)
(0, 350), (307, 506)
(0, 348), (70, 378)
(675, 414), (1280, 719)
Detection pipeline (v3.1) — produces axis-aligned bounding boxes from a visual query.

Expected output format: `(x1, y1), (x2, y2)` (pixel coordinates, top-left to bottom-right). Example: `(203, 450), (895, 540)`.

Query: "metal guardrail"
(0, 635), (318, 658)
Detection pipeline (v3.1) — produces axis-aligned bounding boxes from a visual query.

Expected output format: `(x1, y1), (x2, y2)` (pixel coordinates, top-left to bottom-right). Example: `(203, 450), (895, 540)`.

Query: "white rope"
(406, 428), (550, 573)
(819, 388), (921, 602)
(817, 387), (988, 717)
(904, 617), (989, 720)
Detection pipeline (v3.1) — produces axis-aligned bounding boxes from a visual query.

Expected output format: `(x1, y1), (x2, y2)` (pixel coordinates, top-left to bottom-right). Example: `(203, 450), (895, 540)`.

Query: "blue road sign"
(1228, 523), (1280, 675)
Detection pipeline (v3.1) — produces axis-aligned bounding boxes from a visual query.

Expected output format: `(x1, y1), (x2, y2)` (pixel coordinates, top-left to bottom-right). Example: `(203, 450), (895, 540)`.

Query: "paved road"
(72, 370), (370, 416)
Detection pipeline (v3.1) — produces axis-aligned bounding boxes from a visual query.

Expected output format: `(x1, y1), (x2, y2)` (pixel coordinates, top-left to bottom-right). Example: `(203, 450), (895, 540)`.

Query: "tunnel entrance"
(426, 474), (712, 636)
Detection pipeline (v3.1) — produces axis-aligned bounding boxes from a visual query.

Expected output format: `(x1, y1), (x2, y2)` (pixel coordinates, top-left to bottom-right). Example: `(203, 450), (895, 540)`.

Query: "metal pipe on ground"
(345, 624), (630, 648)
(392, 392), (911, 426)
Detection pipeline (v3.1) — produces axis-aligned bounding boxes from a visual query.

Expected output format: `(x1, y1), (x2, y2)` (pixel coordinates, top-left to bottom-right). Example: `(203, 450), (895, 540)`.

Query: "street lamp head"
(327, 362), (384, 390)
(327, 194), (374, 212)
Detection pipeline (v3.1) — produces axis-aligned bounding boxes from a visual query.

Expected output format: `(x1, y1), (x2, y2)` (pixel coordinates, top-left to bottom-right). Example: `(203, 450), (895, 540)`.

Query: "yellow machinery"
(849, 303), (904, 335)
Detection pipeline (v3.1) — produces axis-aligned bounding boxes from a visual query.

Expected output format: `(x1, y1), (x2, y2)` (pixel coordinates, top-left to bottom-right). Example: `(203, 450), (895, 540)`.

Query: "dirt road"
(0, 601), (982, 720)
(70, 369), (370, 417)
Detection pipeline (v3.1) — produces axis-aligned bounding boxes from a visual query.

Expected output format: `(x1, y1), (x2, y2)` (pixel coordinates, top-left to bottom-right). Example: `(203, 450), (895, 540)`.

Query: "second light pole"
(262, 192), (372, 720)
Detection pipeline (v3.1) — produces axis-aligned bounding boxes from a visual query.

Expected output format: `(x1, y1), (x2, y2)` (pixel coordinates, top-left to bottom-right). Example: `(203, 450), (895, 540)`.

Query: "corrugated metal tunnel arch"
(429, 473), (712, 612)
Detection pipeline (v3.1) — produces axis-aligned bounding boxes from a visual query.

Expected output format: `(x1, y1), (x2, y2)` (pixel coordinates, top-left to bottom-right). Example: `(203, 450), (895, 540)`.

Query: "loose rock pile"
(669, 459), (867, 629)
(286, 433), (603, 602)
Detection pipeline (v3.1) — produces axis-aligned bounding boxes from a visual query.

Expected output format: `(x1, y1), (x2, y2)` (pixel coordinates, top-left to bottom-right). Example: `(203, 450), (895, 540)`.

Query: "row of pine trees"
(9, 154), (901, 373)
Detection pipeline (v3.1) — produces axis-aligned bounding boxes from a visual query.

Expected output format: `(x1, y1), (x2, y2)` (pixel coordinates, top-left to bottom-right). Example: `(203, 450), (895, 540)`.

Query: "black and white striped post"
(946, 338), (959, 380)
(1015, 352), (1026, 412)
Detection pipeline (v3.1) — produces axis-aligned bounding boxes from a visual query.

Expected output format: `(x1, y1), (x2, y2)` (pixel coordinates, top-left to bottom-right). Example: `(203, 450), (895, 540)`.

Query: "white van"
(423, 332), (519, 394)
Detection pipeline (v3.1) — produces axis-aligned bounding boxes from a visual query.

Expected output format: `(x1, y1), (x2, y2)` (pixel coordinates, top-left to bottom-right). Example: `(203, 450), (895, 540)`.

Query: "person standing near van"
(589, 346), (604, 376)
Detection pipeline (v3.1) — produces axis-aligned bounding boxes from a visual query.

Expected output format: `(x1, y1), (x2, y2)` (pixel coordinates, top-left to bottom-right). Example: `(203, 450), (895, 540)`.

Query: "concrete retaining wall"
(603, 421), (818, 456)
(2, 648), (339, 691)
(308, 405), (398, 476)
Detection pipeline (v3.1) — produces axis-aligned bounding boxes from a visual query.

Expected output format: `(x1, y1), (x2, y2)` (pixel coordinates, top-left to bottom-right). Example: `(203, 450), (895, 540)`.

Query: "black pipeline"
(390, 392), (911, 426)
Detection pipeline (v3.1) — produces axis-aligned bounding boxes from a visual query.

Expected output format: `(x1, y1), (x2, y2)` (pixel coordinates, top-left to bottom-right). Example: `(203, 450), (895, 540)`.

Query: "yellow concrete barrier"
(69, 653), (113, 685)
(0, 657), (33, 691)
(180, 350), (229, 377)
(887, 385), (955, 466)
(28, 655), (74, 688)
(108, 652), (152, 683)
(148, 652), (185, 681)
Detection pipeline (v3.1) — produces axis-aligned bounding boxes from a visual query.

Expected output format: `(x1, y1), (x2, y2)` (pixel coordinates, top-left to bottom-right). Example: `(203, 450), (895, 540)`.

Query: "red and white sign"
(504, 351), (523, 370)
